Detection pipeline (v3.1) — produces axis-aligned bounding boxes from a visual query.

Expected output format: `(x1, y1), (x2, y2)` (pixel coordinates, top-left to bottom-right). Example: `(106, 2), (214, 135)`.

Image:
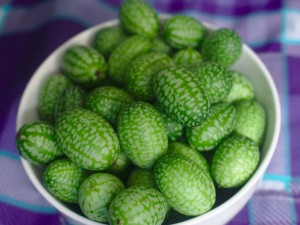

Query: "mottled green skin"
(187, 102), (236, 151)
(108, 35), (152, 84)
(154, 102), (183, 141)
(78, 173), (125, 222)
(105, 151), (131, 174)
(117, 102), (168, 169)
(190, 62), (232, 103)
(125, 53), (174, 101)
(119, 0), (159, 38)
(16, 121), (62, 165)
(163, 15), (206, 49)
(151, 37), (173, 55)
(224, 71), (254, 103)
(234, 100), (266, 145)
(92, 26), (128, 58)
(85, 86), (133, 127)
(38, 74), (71, 122)
(153, 67), (210, 127)
(211, 135), (260, 188)
(56, 109), (119, 170)
(109, 186), (169, 225)
(127, 168), (156, 188)
(172, 48), (202, 67)
(61, 45), (107, 86)
(201, 28), (242, 67)
(154, 154), (216, 216)
(54, 86), (86, 122)
(43, 158), (86, 203)
(168, 142), (210, 176)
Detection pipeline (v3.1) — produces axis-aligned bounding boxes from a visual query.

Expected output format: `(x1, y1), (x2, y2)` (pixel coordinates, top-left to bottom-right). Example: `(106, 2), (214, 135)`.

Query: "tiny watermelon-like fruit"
(153, 67), (210, 127)
(78, 173), (125, 222)
(119, 0), (159, 38)
(172, 48), (202, 67)
(16, 121), (62, 165)
(154, 102), (183, 141)
(224, 71), (254, 103)
(92, 26), (128, 58)
(105, 151), (131, 174)
(234, 100), (266, 145)
(117, 102), (168, 169)
(201, 28), (242, 67)
(43, 158), (86, 203)
(125, 52), (174, 101)
(108, 35), (152, 84)
(61, 45), (107, 86)
(109, 186), (169, 225)
(163, 15), (206, 49)
(154, 154), (216, 216)
(168, 142), (210, 176)
(190, 62), (233, 103)
(38, 74), (71, 122)
(187, 102), (236, 151)
(54, 85), (86, 122)
(127, 168), (156, 188)
(211, 135), (260, 188)
(85, 86), (133, 127)
(56, 109), (119, 170)
(151, 36), (173, 55)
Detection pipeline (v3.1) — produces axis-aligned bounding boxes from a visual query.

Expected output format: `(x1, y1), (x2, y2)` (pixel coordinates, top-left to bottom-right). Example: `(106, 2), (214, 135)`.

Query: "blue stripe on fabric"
(0, 149), (20, 161)
(247, 199), (255, 225)
(281, 8), (300, 45)
(0, 4), (11, 32)
(263, 174), (291, 184)
(0, 195), (57, 214)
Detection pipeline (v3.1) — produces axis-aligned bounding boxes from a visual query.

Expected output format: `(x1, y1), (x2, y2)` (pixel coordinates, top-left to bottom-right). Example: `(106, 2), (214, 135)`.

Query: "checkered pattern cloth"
(0, 0), (300, 224)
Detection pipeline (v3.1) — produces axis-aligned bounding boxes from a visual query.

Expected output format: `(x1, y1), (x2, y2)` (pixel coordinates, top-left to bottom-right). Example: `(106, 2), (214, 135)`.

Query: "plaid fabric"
(0, 0), (299, 224)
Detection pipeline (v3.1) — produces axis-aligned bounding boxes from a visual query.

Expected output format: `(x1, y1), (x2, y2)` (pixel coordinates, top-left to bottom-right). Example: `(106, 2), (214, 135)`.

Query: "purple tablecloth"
(1, 0), (300, 224)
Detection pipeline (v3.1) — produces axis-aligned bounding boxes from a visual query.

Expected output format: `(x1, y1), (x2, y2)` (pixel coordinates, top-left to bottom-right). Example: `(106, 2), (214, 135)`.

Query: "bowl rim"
(17, 16), (281, 225)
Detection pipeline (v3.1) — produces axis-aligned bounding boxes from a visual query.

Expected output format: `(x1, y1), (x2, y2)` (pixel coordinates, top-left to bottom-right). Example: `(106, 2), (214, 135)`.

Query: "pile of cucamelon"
(16, 0), (266, 224)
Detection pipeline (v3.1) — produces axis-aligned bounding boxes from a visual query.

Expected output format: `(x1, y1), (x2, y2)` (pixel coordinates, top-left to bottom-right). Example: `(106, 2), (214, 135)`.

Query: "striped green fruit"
(108, 35), (152, 84)
(78, 173), (125, 222)
(151, 36), (173, 55)
(201, 28), (243, 67)
(154, 102), (183, 141)
(105, 151), (131, 174)
(56, 109), (119, 170)
(153, 67), (210, 127)
(38, 74), (71, 122)
(211, 135), (260, 188)
(127, 168), (156, 188)
(168, 142), (210, 176)
(154, 154), (216, 216)
(224, 71), (254, 103)
(119, 0), (159, 38)
(43, 158), (86, 203)
(85, 86), (133, 127)
(54, 85), (86, 122)
(61, 45), (107, 86)
(234, 100), (266, 145)
(163, 15), (206, 49)
(117, 102), (168, 169)
(125, 52), (174, 101)
(109, 186), (169, 225)
(92, 26), (128, 58)
(187, 102), (236, 151)
(172, 48), (202, 67)
(16, 121), (63, 165)
(190, 62), (233, 103)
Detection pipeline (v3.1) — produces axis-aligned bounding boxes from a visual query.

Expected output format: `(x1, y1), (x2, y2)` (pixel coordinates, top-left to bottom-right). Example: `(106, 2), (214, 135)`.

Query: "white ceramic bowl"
(16, 18), (281, 225)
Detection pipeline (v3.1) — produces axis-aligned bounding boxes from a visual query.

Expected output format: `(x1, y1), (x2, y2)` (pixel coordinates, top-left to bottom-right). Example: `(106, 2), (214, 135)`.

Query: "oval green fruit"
(211, 135), (260, 188)
(78, 173), (125, 222)
(105, 151), (131, 174)
(153, 67), (210, 127)
(154, 154), (216, 216)
(172, 48), (202, 67)
(56, 109), (119, 170)
(117, 102), (168, 169)
(187, 102), (236, 151)
(43, 158), (86, 203)
(109, 186), (169, 225)
(127, 168), (156, 188)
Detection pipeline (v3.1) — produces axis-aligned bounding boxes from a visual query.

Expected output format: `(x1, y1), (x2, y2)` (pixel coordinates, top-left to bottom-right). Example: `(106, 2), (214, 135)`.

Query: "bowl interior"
(16, 18), (281, 225)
